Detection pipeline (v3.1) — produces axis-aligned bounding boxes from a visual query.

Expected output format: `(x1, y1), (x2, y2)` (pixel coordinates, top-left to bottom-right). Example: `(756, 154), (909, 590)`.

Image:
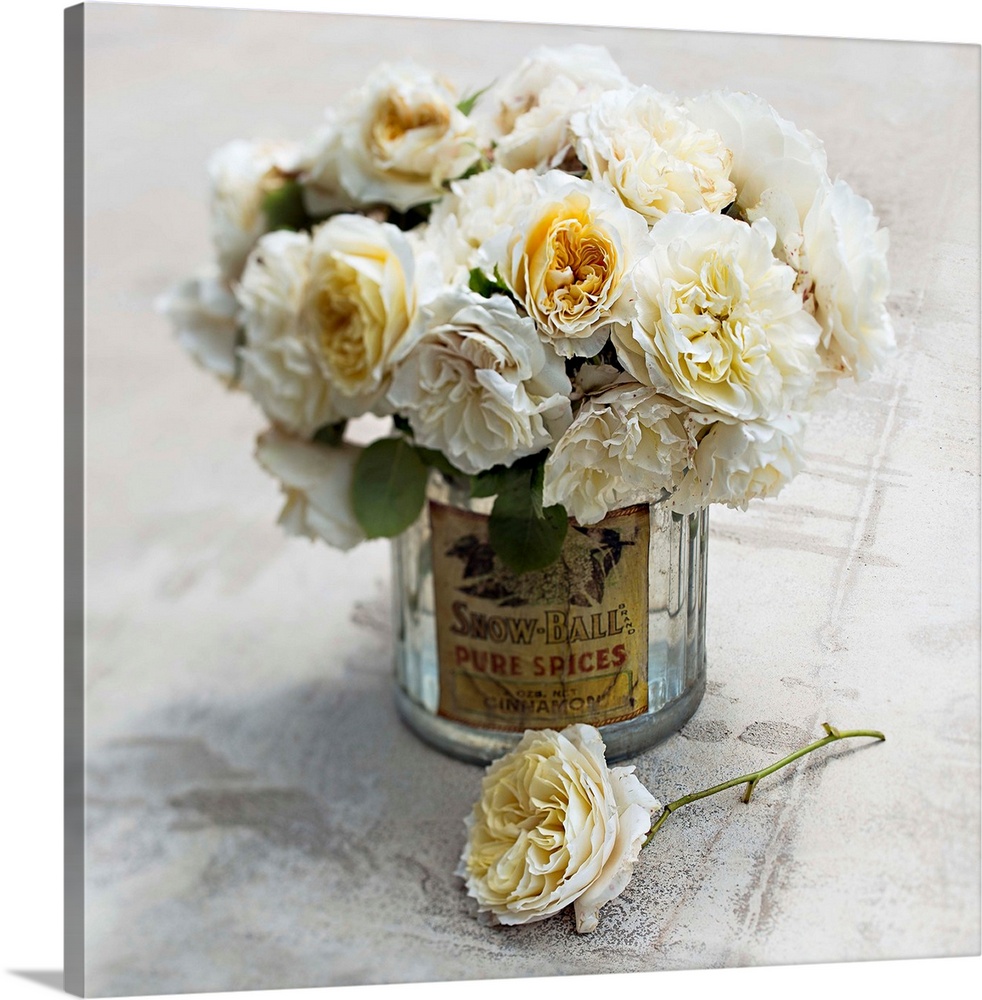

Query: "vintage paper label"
(430, 501), (649, 731)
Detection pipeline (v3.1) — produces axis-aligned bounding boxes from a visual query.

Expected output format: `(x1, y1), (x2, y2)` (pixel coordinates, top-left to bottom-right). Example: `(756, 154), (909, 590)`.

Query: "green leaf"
(454, 156), (491, 182)
(311, 421), (348, 448)
(488, 464), (568, 574)
(470, 463), (517, 498)
(472, 451), (551, 498)
(231, 326), (246, 385)
(456, 83), (492, 117)
(262, 179), (311, 233)
(468, 267), (510, 299)
(351, 437), (429, 539)
(414, 445), (465, 481)
(387, 416), (465, 481)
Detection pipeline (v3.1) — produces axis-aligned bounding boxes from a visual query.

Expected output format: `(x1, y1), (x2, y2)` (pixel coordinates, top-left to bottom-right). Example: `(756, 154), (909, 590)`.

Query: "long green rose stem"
(642, 723), (885, 848)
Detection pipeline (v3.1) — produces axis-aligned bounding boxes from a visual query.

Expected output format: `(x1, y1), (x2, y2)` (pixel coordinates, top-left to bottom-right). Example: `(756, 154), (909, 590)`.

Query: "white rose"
(684, 90), (828, 229)
(800, 179), (894, 383)
(458, 724), (660, 933)
(236, 230), (342, 437)
(612, 211), (820, 421)
(300, 214), (425, 415)
(471, 44), (629, 172)
(424, 167), (538, 283)
(255, 429), (365, 550)
(334, 62), (481, 212)
(571, 86), (736, 222)
(683, 93), (893, 385)
(156, 269), (240, 383)
(543, 384), (691, 524)
(684, 89), (833, 291)
(298, 118), (358, 219)
(490, 172), (652, 358)
(388, 289), (572, 475)
(208, 138), (301, 279)
(668, 412), (806, 513)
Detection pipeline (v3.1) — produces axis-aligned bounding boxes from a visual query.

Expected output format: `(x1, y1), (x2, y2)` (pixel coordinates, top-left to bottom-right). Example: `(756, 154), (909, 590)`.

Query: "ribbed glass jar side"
(392, 475), (707, 764)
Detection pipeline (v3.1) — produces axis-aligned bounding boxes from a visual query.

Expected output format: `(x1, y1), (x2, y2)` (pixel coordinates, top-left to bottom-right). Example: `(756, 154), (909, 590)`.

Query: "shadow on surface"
(80, 661), (497, 995)
(8, 971), (64, 993)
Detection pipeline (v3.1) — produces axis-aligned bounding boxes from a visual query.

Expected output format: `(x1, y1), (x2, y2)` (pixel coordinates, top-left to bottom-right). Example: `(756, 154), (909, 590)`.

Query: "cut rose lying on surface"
(458, 722), (884, 933)
(457, 724), (659, 933)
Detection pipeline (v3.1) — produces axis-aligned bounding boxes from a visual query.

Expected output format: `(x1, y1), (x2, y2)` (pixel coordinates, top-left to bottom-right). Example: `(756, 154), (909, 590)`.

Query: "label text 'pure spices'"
(431, 501), (649, 731)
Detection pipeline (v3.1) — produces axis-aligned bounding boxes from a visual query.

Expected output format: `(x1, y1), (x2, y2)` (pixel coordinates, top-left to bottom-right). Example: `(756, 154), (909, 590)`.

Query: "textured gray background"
(77, 3), (980, 995)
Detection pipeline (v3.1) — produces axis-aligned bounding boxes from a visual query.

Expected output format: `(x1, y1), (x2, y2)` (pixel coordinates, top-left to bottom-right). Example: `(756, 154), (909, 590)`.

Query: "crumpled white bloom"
(613, 211), (820, 421)
(668, 411), (807, 513)
(236, 230), (342, 437)
(332, 62), (482, 212)
(571, 86), (735, 223)
(156, 269), (241, 383)
(682, 93), (893, 386)
(683, 90), (832, 301)
(424, 167), (538, 283)
(388, 289), (572, 475)
(208, 138), (302, 279)
(297, 118), (358, 219)
(300, 214), (428, 416)
(543, 384), (691, 525)
(458, 724), (660, 933)
(489, 171), (652, 358)
(684, 90), (828, 230)
(471, 44), (629, 172)
(255, 429), (365, 550)
(800, 179), (894, 383)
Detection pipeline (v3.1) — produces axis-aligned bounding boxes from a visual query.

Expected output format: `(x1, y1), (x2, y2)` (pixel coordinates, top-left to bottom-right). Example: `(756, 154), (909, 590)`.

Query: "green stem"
(642, 723), (885, 848)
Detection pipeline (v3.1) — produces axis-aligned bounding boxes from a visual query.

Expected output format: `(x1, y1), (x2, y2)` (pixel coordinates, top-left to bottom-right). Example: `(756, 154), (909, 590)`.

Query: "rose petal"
(573, 765), (661, 933)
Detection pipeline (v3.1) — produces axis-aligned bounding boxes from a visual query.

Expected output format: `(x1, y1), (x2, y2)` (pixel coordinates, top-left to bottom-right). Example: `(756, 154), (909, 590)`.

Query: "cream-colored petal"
(572, 765), (660, 933)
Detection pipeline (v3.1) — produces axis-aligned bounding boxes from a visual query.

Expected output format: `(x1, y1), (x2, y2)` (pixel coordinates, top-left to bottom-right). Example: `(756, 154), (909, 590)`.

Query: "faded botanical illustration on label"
(430, 501), (649, 731)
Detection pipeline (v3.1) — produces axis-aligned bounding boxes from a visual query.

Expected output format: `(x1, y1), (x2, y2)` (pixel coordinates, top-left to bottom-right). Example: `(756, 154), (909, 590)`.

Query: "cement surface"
(79, 5), (980, 995)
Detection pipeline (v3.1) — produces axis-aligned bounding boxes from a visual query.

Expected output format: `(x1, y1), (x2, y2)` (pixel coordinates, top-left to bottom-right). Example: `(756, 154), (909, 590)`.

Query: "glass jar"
(392, 475), (708, 764)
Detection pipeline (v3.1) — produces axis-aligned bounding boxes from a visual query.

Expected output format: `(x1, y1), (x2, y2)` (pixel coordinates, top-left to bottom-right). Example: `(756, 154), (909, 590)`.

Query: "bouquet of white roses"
(160, 44), (893, 573)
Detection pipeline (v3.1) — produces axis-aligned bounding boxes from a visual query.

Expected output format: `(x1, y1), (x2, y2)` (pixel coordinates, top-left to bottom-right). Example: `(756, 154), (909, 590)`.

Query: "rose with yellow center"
(570, 85), (736, 223)
(333, 62), (481, 212)
(458, 724), (660, 933)
(612, 211), (820, 421)
(370, 93), (450, 152)
(492, 172), (651, 358)
(300, 214), (421, 416)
